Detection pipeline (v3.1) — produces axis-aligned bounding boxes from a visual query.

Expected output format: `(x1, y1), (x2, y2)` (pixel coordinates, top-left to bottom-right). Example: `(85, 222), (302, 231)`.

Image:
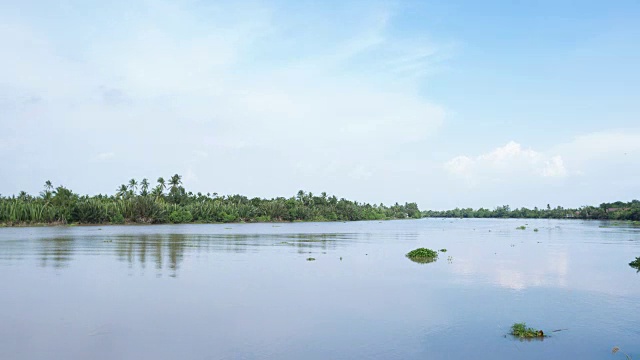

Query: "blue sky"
(1, 0), (639, 209)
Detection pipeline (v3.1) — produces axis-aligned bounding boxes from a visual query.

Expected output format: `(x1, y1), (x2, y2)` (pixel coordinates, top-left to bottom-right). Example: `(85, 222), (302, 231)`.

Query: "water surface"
(1, 219), (638, 359)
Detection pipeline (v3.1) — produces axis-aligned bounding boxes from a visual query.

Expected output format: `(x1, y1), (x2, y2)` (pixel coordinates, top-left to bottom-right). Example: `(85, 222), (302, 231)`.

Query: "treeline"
(423, 201), (640, 221)
(0, 175), (421, 225)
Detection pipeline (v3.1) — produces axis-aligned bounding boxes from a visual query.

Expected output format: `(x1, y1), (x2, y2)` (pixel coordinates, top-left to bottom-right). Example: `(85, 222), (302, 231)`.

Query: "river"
(0, 219), (638, 359)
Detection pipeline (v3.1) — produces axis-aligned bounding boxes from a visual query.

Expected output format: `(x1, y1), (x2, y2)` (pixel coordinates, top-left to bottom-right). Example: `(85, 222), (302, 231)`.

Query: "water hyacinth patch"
(510, 322), (545, 338)
(406, 248), (438, 264)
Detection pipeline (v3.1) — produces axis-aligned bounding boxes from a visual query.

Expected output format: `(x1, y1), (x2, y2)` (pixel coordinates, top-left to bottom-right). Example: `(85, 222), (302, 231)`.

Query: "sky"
(1, 0), (639, 210)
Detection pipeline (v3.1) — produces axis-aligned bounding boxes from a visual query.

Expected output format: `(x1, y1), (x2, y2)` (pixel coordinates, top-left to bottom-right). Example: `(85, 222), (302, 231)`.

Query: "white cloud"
(0, 1), (447, 201)
(438, 129), (640, 208)
(444, 141), (567, 184)
(93, 152), (115, 161)
(553, 130), (640, 165)
(541, 156), (567, 178)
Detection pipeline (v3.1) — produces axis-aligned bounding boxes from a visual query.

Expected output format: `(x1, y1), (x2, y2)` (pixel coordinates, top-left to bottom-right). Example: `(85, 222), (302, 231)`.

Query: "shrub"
(110, 213), (125, 224)
(169, 210), (193, 223)
(222, 212), (237, 223)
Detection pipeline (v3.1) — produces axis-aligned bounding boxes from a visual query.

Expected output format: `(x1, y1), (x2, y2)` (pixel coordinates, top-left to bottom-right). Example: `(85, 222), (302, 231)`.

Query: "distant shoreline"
(2, 176), (638, 225)
(3, 217), (639, 231)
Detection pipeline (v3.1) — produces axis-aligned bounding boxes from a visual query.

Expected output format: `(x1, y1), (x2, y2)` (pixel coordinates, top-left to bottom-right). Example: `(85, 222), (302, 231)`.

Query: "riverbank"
(1, 179), (421, 225)
(0, 217), (410, 229)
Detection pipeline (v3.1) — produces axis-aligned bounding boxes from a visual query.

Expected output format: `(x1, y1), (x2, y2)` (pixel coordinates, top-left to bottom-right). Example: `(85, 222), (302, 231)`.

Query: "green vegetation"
(630, 257), (640, 271)
(533, 228), (539, 232)
(423, 201), (640, 221)
(306, 257), (316, 261)
(0, 176), (421, 226)
(406, 248), (438, 263)
(510, 322), (545, 338)
(439, 248), (447, 252)
(516, 225), (526, 230)
(612, 346), (633, 360)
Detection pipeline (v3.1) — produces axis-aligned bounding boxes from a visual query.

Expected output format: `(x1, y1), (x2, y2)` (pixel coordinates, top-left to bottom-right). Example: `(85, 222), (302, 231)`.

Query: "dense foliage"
(406, 248), (438, 259)
(423, 201), (640, 221)
(510, 323), (545, 338)
(630, 257), (640, 270)
(406, 248), (438, 263)
(0, 175), (422, 225)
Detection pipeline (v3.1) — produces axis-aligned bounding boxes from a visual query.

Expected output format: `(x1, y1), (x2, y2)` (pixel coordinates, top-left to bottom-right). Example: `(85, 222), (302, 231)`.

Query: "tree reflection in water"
(36, 233), (350, 277)
(39, 237), (74, 269)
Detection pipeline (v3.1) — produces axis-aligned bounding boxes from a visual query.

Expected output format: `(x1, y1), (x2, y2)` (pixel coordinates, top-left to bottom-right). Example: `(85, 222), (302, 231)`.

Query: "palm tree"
(128, 179), (138, 194)
(157, 177), (166, 192)
(116, 184), (129, 199)
(18, 191), (29, 201)
(140, 178), (150, 196)
(151, 186), (164, 200)
(168, 174), (182, 192)
(40, 180), (54, 201)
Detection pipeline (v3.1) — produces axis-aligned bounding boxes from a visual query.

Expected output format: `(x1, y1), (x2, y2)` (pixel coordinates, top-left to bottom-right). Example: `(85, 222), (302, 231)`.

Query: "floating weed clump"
(306, 257), (316, 261)
(629, 257), (640, 271)
(406, 248), (438, 264)
(510, 322), (545, 338)
(516, 226), (526, 230)
(612, 346), (633, 360)
(533, 228), (539, 232)
(439, 248), (447, 252)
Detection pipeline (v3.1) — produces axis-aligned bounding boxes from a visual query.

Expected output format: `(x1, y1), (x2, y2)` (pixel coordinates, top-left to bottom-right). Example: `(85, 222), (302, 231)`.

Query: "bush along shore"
(423, 201), (640, 221)
(0, 176), (422, 226)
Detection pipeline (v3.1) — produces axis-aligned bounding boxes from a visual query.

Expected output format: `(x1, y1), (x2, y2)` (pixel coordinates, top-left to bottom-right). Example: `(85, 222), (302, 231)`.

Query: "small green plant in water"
(516, 225), (526, 230)
(533, 228), (539, 232)
(306, 257), (315, 261)
(406, 248), (438, 264)
(612, 346), (633, 360)
(439, 248), (447, 252)
(629, 257), (640, 271)
(510, 322), (545, 338)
